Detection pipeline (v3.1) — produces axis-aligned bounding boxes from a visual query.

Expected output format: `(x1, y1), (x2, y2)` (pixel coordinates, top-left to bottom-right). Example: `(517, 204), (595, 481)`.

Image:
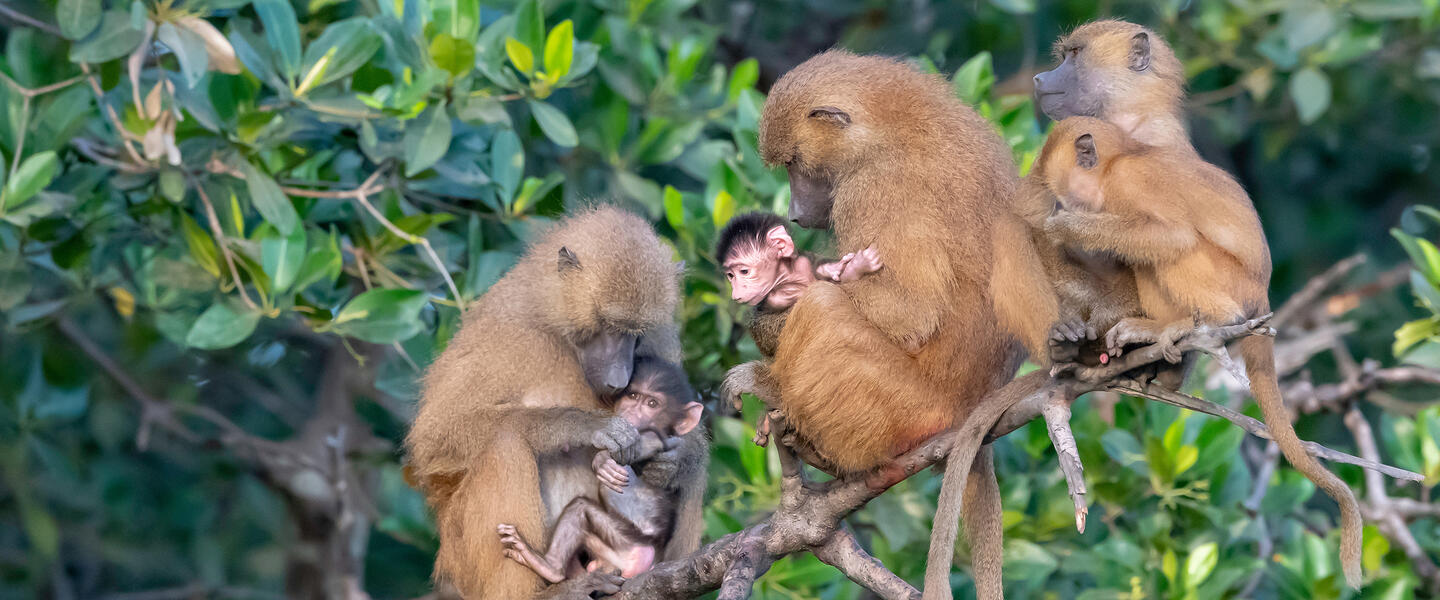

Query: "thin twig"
(1111, 381), (1422, 482)
(0, 4), (61, 35)
(79, 63), (146, 164)
(351, 179), (467, 311)
(189, 175), (260, 311)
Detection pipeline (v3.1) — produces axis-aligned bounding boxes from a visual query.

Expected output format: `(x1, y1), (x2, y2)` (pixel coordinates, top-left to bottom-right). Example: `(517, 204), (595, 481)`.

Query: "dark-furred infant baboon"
(498, 357), (704, 584)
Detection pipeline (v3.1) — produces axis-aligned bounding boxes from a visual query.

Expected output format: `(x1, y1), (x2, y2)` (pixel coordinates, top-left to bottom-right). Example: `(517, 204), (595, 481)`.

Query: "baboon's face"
(576, 330), (638, 397)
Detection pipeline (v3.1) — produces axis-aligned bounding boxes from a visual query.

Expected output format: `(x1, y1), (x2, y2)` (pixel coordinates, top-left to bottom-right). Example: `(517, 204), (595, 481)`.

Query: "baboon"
(498, 357), (704, 583)
(1040, 116), (1363, 587)
(718, 211), (883, 357)
(405, 206), (708, 599)
(1034, 20), (1191, 152)
(755, 50), (1019, 600)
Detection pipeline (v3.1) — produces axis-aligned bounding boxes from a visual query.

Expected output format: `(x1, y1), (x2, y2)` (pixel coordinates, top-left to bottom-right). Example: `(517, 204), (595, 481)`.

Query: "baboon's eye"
(629, 392), (639, 399)
(647, 399), (659, 408)
(740, 268), (750, 276)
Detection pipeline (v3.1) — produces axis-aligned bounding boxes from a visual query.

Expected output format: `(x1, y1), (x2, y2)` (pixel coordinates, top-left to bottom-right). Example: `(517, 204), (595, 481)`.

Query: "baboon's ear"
(1128, 32), (1151, 72)
(808, 106), (851, 126)
(557, 246), (581, 273)
(1074, 134), (1098, 170)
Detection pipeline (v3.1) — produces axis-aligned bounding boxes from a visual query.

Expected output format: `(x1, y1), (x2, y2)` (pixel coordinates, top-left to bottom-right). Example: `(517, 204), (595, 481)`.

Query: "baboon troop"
(405, 18), (1360, 600)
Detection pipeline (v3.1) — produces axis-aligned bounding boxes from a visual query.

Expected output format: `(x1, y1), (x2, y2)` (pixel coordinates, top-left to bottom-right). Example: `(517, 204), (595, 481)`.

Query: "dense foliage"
(0, 0), (1438, 598)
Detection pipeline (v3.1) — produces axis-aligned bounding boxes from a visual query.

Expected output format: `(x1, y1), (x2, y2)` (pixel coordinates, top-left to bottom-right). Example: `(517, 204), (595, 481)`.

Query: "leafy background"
(1, 0), (1439, 598)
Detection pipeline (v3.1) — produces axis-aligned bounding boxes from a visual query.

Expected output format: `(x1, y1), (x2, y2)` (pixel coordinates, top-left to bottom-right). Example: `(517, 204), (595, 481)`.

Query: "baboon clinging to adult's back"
(405, 206), (707, 598)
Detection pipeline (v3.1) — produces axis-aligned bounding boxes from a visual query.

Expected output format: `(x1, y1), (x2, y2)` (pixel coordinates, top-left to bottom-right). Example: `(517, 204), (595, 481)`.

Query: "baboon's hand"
(638, 444), (683, 488)
(815, 260), (846, 282)
(838, 246), (883, 281)
(593, 453), (630, 493)
(1047, 318), (1094, 366)
(592, 416), (643, 465)
(721, 362), (762, 412)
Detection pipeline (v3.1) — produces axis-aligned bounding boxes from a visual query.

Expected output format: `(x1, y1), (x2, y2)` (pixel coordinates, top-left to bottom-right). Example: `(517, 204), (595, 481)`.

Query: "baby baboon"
(718, 211), (883, 357)
(498, 358), (704, 583)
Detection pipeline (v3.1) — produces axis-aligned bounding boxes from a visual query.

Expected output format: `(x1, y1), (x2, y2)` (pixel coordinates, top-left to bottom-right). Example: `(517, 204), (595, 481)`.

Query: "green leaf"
(68, 10), (145, 63)
(240, 161), (300, 235)
(431, 33), (476, 79)
(186, 301), (261, 349)
(543, 20), (574, 79)
(57, 0), (102, 40)
(490, 129), (524, 201)
(1290, 67), (1332, 124)
(3, 151), (59, 210)
(512, 0), (544, 54)
(330, 288), (430, 343)
(1394, 317), (1440, 357)
(527, 99), (578, 147)
(433, 0), (481, 41)
(711, 190), (736, 227)
(1352, 0), (1427, 19)
(404, 102), (453, 176)
(1412, 270), (1440, 311)
(291, 228), (342, 291)
(1173, 445), (1198, 476)
(987, 0), (1035, 14)
(1003, 539), (1058, 583)
(302, 18), (384, 88)
(663, 185), (684, 230)
(261, 224), (307, 294)
(156, 22), (210, 89)
(505, 37), (535, 74)
(666, 36), (704, 85)
(1184, 542), (1219, 589)
(953, 51), (996, 105)
(181, 213), (223, 279)
(254, 0), (302, 80)
(1362, 525), (1390, 574)
(727, 58), (758, 103)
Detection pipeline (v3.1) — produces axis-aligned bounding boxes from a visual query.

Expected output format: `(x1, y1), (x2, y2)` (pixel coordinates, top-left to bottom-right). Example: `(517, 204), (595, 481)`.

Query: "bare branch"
(813, 530), (921, 600)
(1041, 391), (1088, 533)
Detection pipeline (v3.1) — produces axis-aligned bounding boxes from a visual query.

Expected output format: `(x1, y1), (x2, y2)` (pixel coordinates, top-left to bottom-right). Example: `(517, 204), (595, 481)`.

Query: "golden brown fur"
(760, 50), (1019, 472)
(989, 168), (1141, 364)
(405, 206), (707, 598)
(758, 50), (1019, 600)
(1041, 116), (1363, 587)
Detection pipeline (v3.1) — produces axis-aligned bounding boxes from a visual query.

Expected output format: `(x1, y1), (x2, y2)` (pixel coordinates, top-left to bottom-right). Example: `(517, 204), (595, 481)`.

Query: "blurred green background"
(1, 0), (1440, 598)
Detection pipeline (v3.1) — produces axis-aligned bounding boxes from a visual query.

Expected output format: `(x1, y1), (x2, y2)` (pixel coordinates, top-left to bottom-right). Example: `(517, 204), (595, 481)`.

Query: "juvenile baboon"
(1040, 116), (1363, 587)
(405, 206), (708, 598)
(756, 50), (1019, 600)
